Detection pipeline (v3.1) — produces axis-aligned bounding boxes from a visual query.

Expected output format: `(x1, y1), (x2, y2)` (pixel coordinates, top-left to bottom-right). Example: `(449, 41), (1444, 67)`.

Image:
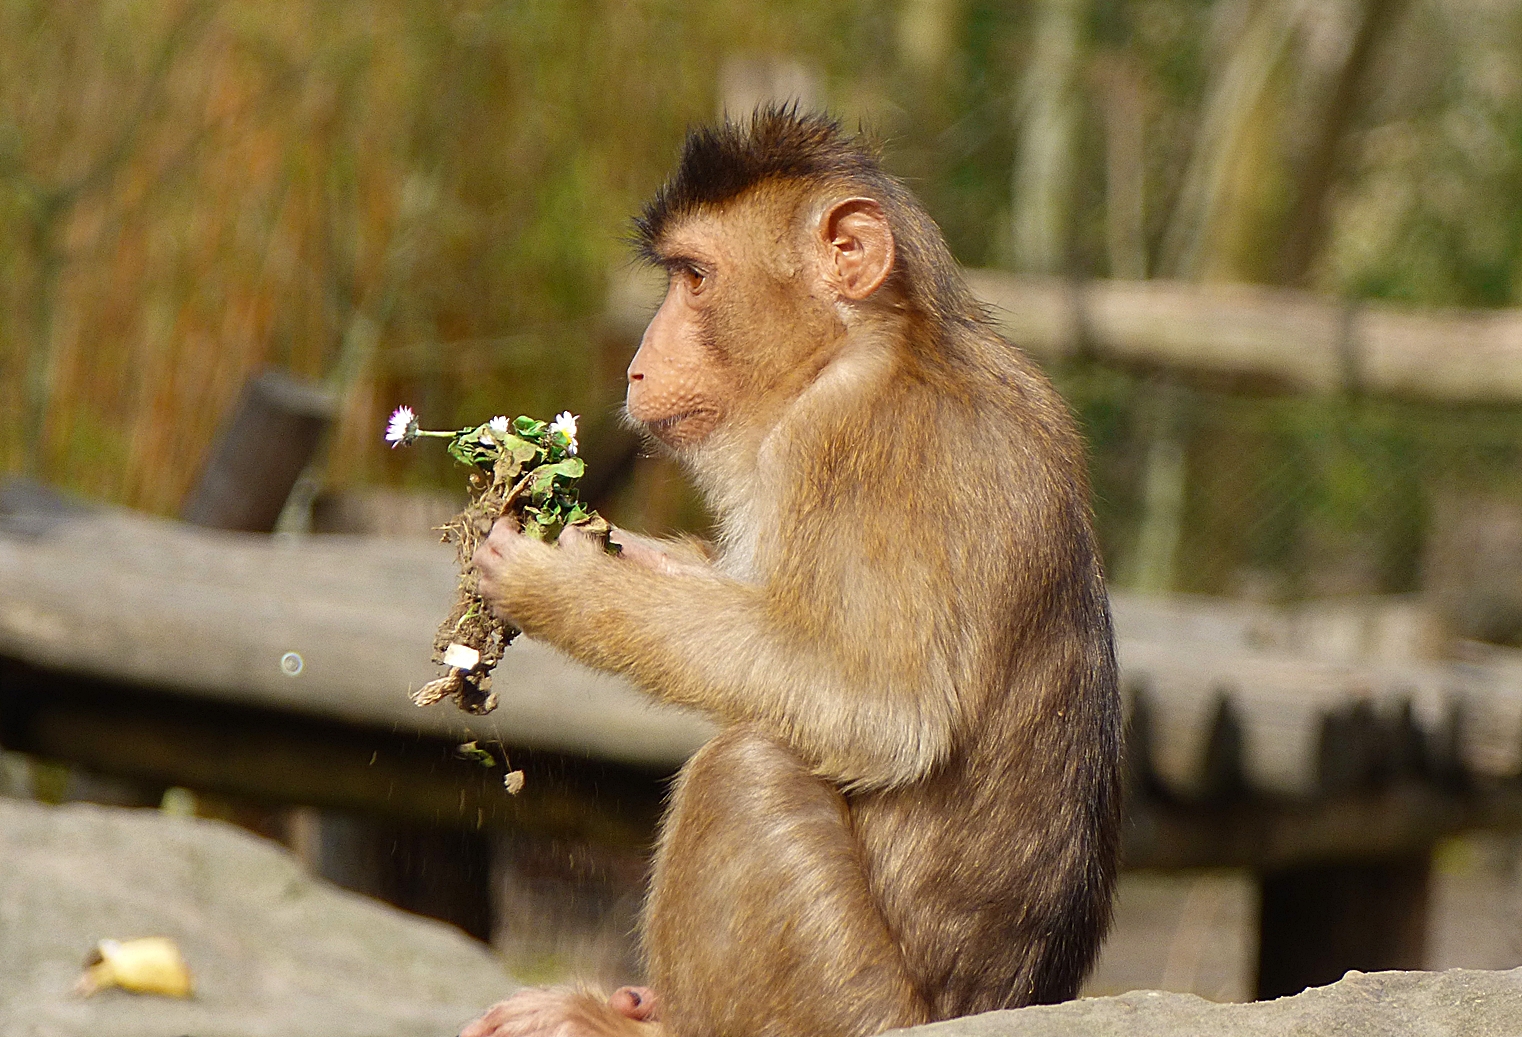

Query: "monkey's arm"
(474, 524), (958, 789)
(607, 529), (715, 577)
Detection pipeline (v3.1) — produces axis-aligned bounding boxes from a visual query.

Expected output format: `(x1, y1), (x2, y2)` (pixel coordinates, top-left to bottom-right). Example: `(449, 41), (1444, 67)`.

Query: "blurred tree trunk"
(1125, 379), (1189, 593)
(1096, 53), (1148, 280)
(1159, 0), (1307, 281)
(1011, 0), (1088, 275)
(1272, 0), (1409, 286)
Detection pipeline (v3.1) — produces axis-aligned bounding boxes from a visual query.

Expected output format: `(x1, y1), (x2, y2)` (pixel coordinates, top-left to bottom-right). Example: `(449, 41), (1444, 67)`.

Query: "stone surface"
(892, 967), (1522, 1037)
(0, 798), (515, 1037)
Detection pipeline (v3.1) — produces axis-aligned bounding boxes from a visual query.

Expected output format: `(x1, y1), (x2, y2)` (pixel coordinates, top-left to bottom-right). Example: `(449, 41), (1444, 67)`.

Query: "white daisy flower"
(549, 411), (578, 455)
(385, 405), (418, 448)
(488, 415), (510, 436)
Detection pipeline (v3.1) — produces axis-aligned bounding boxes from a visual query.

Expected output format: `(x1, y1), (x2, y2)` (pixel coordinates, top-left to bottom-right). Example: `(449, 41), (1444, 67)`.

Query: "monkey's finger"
(457, 997), (534, 1037)
(472, 517), (524, 568)
(608, 986), (660, 1021)
(556, 524), (601, 556)
(461, 988), (596, 1037)
(458, 1000), (509, 1037)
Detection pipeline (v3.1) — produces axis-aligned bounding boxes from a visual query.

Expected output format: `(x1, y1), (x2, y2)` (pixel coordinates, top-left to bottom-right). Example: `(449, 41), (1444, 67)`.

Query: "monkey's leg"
(644, 726), (928, 1037)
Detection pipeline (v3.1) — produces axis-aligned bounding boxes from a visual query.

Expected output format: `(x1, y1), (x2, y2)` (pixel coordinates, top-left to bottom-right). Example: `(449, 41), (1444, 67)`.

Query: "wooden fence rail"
(607, 267), (1522, 402)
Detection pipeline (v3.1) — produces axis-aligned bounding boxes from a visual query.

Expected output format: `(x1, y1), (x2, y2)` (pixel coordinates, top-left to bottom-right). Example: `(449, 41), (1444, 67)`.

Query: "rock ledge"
(894, 966), (1522, 1037)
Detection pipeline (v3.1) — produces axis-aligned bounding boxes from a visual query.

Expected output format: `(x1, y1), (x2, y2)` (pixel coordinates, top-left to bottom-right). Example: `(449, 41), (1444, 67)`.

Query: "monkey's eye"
(676, 264), (707, 294)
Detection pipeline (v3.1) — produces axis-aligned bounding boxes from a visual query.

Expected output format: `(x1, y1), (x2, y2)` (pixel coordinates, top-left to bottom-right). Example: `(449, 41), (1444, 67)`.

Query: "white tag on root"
(443, 643), (481, 671)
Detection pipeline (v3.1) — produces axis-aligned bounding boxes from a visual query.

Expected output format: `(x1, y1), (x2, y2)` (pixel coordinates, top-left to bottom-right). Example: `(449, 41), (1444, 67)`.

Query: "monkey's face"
(626, 219), (735, 451)
(628, 195), (896, 454)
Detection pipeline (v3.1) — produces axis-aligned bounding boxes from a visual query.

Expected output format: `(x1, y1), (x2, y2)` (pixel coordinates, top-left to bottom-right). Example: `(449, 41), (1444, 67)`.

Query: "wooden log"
(0, 657), (664, 846)
(1123, 677), (1164, 796)
(1122, 783), (1499, 872)
(0, 501), (715, 769)
(967, 273), (1522, 402)
(1196, 689), (1247, 803)
(1316, 699), (1387, 795)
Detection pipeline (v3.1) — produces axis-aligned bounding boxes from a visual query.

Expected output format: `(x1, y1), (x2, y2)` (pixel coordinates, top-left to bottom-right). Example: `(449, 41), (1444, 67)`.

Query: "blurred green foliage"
(6, 0), (1522, 606)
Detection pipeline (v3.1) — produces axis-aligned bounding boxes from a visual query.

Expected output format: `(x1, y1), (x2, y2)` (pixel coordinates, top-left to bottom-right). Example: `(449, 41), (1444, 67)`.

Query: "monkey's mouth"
(646, 411), (697, 434)
(638, 408), (719, 448)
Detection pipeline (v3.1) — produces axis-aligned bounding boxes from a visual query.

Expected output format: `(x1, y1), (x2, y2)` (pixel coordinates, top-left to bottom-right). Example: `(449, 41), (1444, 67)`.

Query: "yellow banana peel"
(74, 937), (194, 998)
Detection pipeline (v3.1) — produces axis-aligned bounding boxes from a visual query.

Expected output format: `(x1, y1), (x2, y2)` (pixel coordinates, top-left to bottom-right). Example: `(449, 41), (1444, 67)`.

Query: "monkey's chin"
(635, 410), (719, 451)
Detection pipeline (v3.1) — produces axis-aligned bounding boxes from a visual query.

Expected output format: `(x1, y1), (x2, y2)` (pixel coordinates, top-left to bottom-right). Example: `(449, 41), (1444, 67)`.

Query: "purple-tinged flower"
(385, 405), (418, 448)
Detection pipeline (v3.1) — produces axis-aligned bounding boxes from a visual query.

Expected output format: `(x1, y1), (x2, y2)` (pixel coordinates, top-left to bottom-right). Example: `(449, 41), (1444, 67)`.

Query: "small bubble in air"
(280, 652), (304, 677)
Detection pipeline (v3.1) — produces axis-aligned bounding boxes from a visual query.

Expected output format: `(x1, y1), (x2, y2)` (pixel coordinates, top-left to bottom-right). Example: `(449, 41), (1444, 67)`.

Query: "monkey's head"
(626, 108), (973, 454)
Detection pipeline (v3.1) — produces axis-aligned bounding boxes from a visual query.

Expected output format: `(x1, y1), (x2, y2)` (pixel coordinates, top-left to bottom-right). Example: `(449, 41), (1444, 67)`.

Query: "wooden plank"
(8, 490), (1522, 807)
(1122, 782), (1522, 871)
(0, 658), (664, 846)
(973, 273), (1522, 402)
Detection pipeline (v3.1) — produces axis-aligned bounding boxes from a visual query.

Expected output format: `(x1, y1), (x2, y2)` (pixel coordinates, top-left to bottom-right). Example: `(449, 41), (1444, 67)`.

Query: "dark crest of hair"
(634, 105), (980, 326)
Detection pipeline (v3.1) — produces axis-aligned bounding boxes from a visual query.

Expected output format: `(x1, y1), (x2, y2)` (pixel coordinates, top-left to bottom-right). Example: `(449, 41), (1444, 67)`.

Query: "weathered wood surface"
(608, 266), (1522, 401)
(0, 501), (714, 770)
(5, 495), (1522, 808)
(181, 370), (336, 532)
(1114, 594), (1522, 799)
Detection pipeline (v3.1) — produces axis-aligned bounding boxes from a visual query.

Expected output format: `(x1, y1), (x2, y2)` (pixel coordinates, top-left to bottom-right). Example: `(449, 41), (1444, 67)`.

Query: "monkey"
(462, 108), (1121, 1037)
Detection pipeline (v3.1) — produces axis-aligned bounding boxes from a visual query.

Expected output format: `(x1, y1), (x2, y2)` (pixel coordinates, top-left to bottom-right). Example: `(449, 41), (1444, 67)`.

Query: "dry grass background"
(0, 1), (889, 515)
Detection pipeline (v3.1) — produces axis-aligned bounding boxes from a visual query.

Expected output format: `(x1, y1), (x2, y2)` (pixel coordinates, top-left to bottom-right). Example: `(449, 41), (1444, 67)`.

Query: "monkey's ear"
(821, 198), (895, 301)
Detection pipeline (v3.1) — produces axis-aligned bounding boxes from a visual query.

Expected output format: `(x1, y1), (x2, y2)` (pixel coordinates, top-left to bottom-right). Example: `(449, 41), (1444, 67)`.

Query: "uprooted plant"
(384, 406), (613, 791)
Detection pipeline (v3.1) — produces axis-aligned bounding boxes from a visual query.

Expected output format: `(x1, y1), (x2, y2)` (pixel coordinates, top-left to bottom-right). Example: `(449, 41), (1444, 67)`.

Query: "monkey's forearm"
(495, 546), (956, 789)
(608, 529), (714, 576)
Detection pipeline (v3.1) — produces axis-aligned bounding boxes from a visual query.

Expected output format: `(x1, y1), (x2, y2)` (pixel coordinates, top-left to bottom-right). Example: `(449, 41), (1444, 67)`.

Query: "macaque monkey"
(464, 108), (1120, 1037)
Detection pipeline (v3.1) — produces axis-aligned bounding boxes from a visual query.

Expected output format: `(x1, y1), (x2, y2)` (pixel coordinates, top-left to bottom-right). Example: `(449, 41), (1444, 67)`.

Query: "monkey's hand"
(473, 519), (710, 613)
(471, 515), (567, 601)
(460, 986), (659, 1037)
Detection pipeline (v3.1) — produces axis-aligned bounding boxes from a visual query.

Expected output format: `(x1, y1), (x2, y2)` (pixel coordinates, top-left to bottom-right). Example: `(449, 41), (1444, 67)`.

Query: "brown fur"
(468, 108), (1120, 1037)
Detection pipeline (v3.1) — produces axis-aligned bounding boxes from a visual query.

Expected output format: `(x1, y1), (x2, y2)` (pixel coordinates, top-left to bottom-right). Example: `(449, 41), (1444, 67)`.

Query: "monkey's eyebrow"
(655, 250), (701, 268)
(655, 252), (712, 277)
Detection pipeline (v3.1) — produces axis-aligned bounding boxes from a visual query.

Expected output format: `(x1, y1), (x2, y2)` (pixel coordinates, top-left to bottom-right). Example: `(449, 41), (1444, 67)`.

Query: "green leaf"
(526, 458), (585, 501)
(507, 437), (540, 464)
(455, 741), (497, 768)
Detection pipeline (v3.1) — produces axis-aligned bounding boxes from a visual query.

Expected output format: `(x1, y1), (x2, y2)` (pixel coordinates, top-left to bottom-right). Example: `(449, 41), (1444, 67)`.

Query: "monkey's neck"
(687, 323), (905, 578)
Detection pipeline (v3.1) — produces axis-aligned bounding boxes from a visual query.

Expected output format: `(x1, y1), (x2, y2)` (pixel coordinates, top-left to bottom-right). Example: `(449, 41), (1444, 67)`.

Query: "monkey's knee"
(647, 727), (923, 1036)
(684, 724), (817, 791)
(670, 725), (847, 845)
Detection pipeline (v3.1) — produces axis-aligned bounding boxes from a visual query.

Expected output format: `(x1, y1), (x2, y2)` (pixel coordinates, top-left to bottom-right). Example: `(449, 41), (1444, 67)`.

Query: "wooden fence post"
(181, 370), (335, 532)
(1255, 853), (1430, 999)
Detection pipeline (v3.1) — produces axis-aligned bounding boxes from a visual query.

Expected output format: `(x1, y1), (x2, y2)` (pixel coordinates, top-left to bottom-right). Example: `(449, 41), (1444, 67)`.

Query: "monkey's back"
(848, 328), (1122, 1014)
